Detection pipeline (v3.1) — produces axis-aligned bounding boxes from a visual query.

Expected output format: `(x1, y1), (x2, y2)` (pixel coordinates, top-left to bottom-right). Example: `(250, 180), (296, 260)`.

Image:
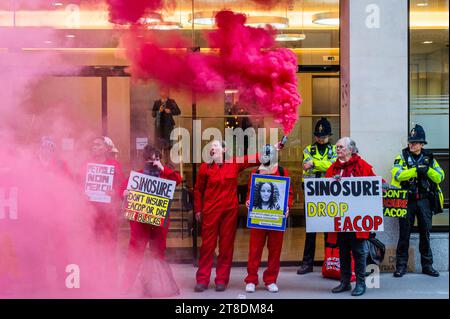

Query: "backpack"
(366, 233), (386, 266)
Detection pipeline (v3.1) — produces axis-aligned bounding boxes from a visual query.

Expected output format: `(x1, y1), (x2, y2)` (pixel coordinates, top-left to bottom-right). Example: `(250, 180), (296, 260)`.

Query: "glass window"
(410, 0), (449, 227)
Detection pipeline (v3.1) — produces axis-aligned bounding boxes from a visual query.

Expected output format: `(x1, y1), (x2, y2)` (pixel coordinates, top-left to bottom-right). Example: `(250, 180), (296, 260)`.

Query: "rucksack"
(366, 233), (386, 266)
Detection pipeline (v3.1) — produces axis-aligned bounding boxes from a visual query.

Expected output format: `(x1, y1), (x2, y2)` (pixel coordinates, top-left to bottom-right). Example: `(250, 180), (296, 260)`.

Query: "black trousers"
(301, 233), (327, 265)
(396, 198), (433, 269)
(337, 232), (368, 285)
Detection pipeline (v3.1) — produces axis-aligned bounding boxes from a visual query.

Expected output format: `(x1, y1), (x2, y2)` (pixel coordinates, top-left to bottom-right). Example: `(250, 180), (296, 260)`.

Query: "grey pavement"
(0, 265), (446, 299)
(169, 265), (449, 299)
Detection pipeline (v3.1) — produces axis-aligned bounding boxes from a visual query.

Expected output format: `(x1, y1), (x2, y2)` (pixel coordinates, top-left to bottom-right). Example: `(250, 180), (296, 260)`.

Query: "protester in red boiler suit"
(82, 136), (126, 290)
(194, 140), (282, 292)
(86, 136), (126, 243)
(244, 144), (294, 294)
(326, 137), (376, 297)
(37, 136), (72, 178)
(121, 144), (182, 293)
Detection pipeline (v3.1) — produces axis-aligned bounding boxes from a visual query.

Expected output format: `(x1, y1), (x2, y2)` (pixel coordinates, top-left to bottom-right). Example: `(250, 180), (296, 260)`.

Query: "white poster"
(304, 176), (384, 233)
(84, 163), (115, 203)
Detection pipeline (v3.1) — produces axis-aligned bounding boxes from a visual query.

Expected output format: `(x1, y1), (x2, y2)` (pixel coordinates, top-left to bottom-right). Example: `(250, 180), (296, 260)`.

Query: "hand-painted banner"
(383, 188), (408, 218)
(85, 163), (115, 203)
(304, 176), (384, 233)
(124, 171), (176, 227)
(247, 174), (290, 232)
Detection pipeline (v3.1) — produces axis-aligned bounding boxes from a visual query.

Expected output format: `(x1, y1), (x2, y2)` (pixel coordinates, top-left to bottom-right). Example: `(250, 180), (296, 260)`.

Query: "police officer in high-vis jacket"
(297, 117), (337, 275)
(391, 124), (445, 278)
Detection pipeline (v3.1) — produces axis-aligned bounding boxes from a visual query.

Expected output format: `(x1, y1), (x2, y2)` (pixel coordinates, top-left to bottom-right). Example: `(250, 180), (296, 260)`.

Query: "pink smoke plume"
(122, 28), (224, 93)
(0, 25), (116, 297)
(0, 5), (180, 298)
(210, 10), (301, 134)
(119, 10), (301, 134)
(106, 0), (176, 24)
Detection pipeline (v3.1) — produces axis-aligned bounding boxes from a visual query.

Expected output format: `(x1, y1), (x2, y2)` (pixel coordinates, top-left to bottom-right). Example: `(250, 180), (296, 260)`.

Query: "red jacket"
(325, 154), (376, 240)
(246, 166), (294, 210)
(194, 154), (261, 214)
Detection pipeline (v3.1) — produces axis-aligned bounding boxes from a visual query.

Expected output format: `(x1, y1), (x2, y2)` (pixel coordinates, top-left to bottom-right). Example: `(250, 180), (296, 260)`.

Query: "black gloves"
(416, 164), (429, 177)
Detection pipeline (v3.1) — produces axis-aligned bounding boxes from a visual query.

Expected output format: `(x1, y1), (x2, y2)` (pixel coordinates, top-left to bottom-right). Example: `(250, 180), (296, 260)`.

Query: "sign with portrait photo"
(247, 174), (290, 231)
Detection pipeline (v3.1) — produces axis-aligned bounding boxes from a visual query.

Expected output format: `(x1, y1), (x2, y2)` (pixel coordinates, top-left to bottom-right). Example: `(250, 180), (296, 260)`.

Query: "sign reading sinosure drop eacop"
(304, 176), (384, 233)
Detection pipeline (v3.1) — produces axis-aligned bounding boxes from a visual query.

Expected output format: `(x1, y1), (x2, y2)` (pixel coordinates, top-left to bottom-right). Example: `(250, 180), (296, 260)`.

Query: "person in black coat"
(152, 87), (181, 150)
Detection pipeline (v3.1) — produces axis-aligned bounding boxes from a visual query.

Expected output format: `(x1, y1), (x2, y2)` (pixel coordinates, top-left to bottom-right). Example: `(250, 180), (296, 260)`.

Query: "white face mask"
(258, 163), (278, 174)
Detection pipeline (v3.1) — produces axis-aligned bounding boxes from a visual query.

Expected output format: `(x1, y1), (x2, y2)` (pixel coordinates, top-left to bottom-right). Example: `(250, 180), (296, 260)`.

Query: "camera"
(144, 162), (160, 177)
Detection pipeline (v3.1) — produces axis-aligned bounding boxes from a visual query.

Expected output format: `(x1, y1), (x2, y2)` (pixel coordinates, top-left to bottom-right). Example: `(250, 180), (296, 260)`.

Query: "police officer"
(297, 117), (337, 275)
(391, 124), (445, 278)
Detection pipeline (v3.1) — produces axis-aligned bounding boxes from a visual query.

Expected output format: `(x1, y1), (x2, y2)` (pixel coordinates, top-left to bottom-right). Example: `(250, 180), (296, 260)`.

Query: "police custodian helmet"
(313, 117), (332, 137)
(408, 124), (427, 144)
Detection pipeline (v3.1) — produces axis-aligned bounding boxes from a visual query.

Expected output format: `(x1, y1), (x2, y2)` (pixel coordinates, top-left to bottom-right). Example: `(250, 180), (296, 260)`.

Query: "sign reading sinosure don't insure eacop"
(123, 171), (176, 227)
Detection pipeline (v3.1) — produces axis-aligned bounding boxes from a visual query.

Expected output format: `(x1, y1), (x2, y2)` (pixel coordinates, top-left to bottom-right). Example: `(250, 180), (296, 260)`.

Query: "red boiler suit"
(244, 166), (294, 286)
(195, 155), (260, 286)
(123, 166), (182, 286)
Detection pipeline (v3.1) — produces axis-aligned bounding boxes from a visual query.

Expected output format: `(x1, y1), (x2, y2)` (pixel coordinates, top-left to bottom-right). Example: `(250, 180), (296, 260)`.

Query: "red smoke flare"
(119, 10), (301, 134)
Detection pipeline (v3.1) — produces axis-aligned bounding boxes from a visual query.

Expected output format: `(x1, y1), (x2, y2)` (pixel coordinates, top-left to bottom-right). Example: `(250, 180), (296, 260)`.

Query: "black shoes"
(332, 282), (365, 296)
(422, 266), (440, 277)
(194, 283), (207, 292)
(351, 284), (366, 296)
(394, 266), (439, 277)
(215, 284), (226, 292)
(393, 267), (406, 278)
(331, 283), (352, 293)
(297, 263), (313, 275)
(195, 283), (228, 292)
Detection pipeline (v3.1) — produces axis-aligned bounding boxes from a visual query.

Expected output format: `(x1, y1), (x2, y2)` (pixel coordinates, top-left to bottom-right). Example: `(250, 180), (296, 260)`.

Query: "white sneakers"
(245, 283), (256, 293)
(266, 283), (279, 293)
(245, 283), (279, 293)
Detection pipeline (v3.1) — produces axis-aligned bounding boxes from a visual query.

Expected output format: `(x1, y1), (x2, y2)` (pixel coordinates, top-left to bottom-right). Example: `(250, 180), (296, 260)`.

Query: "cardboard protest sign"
(383, 188), (408, 218)
(124, 171), (176, 227)
(247, 174), (290, 231)
(84, 163), (115, 203)
(304, 176), (384, 233)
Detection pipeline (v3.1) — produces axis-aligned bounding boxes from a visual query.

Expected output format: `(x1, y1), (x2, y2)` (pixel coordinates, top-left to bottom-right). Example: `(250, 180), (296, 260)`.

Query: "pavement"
(0, 265), (447, 299)
(169, 265), (449, 299)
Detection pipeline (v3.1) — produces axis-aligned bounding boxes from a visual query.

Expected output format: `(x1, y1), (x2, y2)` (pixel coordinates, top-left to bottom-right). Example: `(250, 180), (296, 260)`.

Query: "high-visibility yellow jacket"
(390, 148), (445, 210)
(302, 143), (337, 181)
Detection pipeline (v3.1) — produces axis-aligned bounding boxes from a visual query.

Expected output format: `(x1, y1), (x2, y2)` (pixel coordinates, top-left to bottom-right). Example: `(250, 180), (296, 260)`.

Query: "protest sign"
(304, 176), (384, 233)
(136, 137), (148, 150)
(383, 188), (408, 218)
(84, 163), (115, 203)
(247, 174), (290, 231)
(123, 171), (176, 227)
